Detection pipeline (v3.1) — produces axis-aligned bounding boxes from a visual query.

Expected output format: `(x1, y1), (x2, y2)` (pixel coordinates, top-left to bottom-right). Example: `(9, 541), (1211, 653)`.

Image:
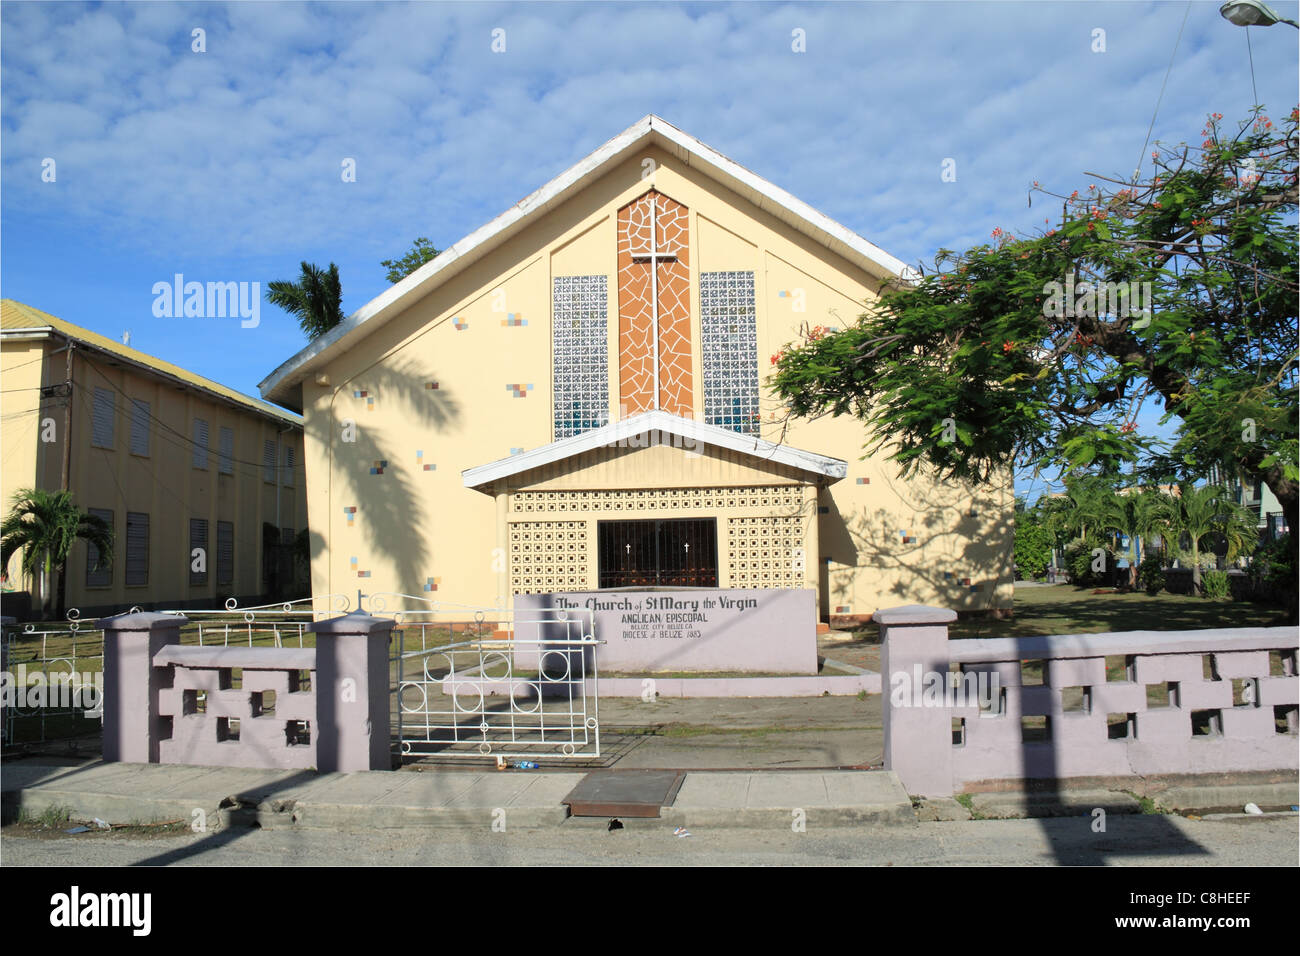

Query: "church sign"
(513, 587), (818, 675)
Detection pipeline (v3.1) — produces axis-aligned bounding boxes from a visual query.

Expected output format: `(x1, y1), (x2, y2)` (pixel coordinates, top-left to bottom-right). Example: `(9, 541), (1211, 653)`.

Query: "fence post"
(98, 611), (186, 763)
(309, 610), (395, 772)
(876, 604), (956, 798)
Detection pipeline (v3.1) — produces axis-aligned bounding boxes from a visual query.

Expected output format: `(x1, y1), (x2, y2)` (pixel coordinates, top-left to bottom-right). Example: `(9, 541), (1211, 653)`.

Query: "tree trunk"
(1191, 539), (1202, 595)
(40, 553), (51, 620)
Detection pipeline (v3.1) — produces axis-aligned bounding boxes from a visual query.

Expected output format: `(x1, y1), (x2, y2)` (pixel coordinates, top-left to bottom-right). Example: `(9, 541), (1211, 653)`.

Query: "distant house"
(1, 299), (307, 616)
(259, 116), (1013, 622)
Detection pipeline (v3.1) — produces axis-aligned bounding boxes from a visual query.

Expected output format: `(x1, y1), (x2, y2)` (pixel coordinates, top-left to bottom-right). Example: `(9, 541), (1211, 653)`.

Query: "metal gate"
(380, 594), (602, 760)
(597, 517), (718, 588)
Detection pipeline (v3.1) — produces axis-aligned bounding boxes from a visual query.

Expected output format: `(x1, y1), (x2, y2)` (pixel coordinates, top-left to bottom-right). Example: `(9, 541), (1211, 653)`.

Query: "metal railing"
(374, 592), (603, 761)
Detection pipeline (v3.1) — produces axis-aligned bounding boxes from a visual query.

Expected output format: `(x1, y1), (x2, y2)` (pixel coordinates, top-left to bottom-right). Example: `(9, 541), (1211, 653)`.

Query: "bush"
(1201, 570), (1230, 601)
(1065, 538), (1116, 588)
(1138, 555), (1165, 595)
(1014, 514), (1054, 580)
(1249, 534), (1298, 612)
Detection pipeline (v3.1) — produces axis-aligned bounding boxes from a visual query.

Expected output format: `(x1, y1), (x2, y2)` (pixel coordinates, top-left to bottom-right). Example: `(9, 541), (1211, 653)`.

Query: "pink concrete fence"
(99, 610), (393, 773)
(878, 605), (1300, 798)
(155, 646), (317, 770)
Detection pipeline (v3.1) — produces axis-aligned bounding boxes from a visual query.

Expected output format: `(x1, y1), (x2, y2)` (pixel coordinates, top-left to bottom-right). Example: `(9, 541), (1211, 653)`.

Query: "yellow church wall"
(303, 142), (1012, 617)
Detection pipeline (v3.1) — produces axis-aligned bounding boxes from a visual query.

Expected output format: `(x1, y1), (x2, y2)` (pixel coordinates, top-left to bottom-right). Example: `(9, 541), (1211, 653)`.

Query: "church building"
(259, 116), (1013, 623)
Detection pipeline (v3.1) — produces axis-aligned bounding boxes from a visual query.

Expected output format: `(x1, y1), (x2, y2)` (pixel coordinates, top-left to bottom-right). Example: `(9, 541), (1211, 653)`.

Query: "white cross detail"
(625, 543), (632, 555)
(684, 542), (690, 553)
(631, 195), (677, 410)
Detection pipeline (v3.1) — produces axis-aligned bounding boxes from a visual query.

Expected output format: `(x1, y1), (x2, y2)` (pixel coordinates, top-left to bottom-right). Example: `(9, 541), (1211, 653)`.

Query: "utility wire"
(1135, 1), (1193, 182)
(79, 355), (297, 479)
(1246, 25), (1259, 107)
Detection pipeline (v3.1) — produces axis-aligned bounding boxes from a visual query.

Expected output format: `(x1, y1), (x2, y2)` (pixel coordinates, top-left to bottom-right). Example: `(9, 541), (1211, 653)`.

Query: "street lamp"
(1219, 1), (1300, 28)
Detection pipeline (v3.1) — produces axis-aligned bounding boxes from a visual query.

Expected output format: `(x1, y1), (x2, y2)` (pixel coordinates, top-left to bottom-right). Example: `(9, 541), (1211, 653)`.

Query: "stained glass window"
(552, 275), (609, 439)
(701, 271), (759, 435)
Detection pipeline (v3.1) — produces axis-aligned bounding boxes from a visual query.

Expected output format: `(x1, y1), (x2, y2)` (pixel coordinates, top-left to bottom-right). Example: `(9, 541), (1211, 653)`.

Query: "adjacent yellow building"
(259, 116), (1013, 622)
(1, 300), (307, 616)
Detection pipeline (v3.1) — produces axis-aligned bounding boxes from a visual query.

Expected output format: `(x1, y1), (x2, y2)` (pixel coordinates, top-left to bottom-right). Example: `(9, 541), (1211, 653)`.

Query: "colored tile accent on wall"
(453, 316), (468, 331)
(510, 447), (524, 455)
(501, 313), (527, 327)
(423, 576), (441, 592)
(426, 381), (439, 390)
(835, 605), (851, 613)
(507, 383), (534, 398)
(352, 389), (375, 410)
(856, 477), (870, 484)
(350, 556), (370, 579)
(343, 506), (357, 526)
(369, 460), (388, 475)
(416, 450), (435, 471)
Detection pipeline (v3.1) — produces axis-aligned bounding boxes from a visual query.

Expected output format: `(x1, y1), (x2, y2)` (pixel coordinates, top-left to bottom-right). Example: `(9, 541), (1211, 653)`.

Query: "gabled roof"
(462, 410), (847, 490)
(1, 299), (302, 427)
(258, 114), (911, 411)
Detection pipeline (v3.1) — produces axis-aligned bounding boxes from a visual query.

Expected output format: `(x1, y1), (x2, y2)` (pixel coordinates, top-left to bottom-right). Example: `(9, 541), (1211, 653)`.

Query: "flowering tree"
(769, 109), (1298, 534)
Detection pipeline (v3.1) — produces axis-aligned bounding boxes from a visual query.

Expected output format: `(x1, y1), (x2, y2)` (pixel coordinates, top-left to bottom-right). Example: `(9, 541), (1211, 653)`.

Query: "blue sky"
(3, 0), (1296, 500)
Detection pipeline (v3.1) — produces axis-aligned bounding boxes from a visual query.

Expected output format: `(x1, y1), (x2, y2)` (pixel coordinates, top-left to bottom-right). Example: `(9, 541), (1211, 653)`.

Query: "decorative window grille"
(192, 419), (209, 469)
(125, 512), (149, 586)
(129, 400), (150, 456)
(85, 508), (114, 587)
(92, 388), (114, 448)
(700, 271), (760, 435)
(218, 427), (234, 475)
(552, 275), (609, 439)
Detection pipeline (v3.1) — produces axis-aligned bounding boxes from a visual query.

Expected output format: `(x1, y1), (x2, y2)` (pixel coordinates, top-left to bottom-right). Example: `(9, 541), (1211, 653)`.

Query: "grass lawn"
(947, 584), (1295, 641)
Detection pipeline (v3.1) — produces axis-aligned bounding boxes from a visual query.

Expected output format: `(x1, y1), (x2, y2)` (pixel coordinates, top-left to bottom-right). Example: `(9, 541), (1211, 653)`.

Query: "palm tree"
(1165, 484), (1258, 593)
(1, 489), (113, 619)
(1114, 488), (1173, 587)
(266, 261), (344, 339)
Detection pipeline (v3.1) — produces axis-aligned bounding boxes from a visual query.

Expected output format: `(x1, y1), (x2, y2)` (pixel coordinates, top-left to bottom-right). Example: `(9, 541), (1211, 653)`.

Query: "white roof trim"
(259, 115), (911, 409)
(462, 410), (847, 490)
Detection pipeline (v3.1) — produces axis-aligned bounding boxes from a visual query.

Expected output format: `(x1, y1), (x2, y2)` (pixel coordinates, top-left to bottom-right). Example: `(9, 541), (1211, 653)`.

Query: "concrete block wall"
(877, 605), (1299, 797)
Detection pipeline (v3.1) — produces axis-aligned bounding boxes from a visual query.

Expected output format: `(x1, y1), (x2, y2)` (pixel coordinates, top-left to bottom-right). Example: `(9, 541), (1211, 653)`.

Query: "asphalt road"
(4, 814), (1295, 867)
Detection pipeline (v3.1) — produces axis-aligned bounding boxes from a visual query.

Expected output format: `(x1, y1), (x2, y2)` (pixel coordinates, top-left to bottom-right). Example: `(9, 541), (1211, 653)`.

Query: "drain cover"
(562, 770), (686, 818)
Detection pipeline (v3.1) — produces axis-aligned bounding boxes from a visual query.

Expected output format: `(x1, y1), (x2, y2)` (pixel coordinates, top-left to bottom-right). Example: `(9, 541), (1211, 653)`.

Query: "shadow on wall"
(825, 487), (1013, 613)
(329, 357), (462, 598)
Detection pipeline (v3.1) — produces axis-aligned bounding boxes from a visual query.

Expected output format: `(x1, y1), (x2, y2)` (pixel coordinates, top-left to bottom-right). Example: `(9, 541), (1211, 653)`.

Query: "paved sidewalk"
(1, 759), (914, 830)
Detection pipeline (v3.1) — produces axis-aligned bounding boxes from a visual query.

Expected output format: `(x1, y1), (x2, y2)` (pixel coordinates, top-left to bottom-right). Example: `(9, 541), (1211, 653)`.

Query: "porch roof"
(461, 410), (847, 490)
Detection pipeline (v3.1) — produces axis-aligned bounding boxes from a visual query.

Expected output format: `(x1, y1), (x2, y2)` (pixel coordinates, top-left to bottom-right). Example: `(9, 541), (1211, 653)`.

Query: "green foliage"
(1065, 538), (1114, 587)
(1014, 508), (1054, 579)
(381, 237), (440, 284)
(1164, 483), (1259, 591)
(1138, 555), (1166, 596)
(1201, 570), (1231, 601)
(266, 261), (344, 339)
(1249, 533), (1298, 611)
(1, 488), (113, 616)
(769, 109), (1298, 531)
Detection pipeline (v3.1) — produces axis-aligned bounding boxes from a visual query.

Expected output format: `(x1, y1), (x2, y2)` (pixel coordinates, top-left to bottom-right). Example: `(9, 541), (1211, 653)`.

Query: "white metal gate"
(379, 594), (602, 760)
